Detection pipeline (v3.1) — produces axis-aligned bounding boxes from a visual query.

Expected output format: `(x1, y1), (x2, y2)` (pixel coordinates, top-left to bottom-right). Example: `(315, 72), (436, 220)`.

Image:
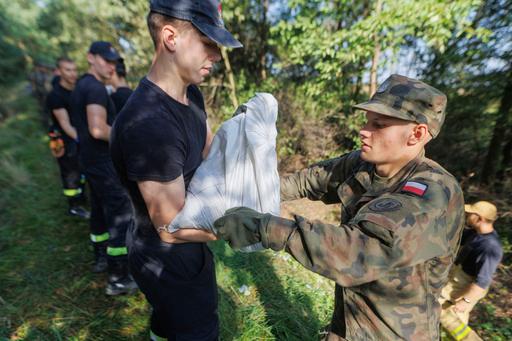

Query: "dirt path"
(281, 199), (340, 224)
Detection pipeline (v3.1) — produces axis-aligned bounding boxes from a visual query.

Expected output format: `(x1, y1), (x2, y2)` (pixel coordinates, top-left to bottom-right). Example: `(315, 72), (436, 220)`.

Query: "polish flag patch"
(402, 181), (428, 196)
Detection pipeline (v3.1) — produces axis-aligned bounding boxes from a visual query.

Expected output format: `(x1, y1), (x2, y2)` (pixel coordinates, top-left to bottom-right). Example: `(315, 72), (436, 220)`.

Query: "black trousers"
(128, 231), (219, 341)
(56, 142), (84, 204)
(85, 160), (133, 260)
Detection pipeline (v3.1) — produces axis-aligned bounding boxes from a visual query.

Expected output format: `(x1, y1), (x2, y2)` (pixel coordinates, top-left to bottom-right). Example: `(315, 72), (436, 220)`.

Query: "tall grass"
(0, 96), (334, 340)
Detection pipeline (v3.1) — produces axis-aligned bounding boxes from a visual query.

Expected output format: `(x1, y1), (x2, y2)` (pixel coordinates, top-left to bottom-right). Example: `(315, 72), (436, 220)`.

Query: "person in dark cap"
(214, 74), (465, 340)
(110, 1), (242, 339)
(70, 41), (137, 295)
(109, 58), (133, 114)
(439, 201), (502, 340)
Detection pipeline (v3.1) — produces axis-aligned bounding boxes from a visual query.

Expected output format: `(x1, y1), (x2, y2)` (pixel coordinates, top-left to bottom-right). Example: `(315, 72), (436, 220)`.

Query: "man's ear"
(161, 24), (179, 52)
(86, 53), (95, 65)
(408, 124), (429, 145)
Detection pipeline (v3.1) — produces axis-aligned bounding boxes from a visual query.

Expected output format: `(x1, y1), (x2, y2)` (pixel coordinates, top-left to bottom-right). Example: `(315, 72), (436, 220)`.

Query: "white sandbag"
(168, 92), (280, 233)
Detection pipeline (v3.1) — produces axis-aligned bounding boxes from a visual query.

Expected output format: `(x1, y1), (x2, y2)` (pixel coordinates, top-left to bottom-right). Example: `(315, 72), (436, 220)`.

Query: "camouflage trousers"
(439, 265), (487, 340)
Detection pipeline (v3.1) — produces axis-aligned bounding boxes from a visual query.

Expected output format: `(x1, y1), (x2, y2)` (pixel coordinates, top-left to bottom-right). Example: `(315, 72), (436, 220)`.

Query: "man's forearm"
(456, 283), (487, 302)
(158, 228), (217, 243)
(171, 228), (218, 242)
(61, 123), (78, 140)
(89, 124), (111, 141)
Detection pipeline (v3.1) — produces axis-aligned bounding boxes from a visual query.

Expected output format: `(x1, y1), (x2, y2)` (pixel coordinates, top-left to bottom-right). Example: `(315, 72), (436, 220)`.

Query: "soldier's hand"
(214, 207), (270, 250)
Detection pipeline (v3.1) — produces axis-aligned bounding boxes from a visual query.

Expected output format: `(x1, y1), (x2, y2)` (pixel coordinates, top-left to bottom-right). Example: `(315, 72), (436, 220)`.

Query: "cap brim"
(464, 204), (477, 214)
(353, 101), (415, 122)
(193, 21), (243, 48)
(100, 51), (121, 62)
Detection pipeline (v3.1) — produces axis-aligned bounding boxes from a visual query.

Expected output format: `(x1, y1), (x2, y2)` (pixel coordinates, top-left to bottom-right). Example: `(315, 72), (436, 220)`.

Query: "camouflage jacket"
(278, 150), (465, 340)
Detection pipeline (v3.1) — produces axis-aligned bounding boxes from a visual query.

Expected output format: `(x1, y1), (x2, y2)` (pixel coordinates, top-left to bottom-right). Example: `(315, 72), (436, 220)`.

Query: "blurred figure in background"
(46, 57), (89, 219)
(110, 58), (133, 114)
(28, 61), (54, 125)
(439, 201), (503, 340)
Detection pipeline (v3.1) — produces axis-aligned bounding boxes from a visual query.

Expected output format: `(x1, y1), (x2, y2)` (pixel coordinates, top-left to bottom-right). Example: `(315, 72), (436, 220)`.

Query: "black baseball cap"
(149, 0), (243, 48)
(88, 41), (121, 62)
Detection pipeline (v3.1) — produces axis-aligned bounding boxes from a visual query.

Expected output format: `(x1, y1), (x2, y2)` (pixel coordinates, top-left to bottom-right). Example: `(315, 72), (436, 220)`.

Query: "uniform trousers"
(85, 160), (132, 260)
(128, 229), (219, 341)
(439, 265), (487, 340)
(56, 141), (84, 203)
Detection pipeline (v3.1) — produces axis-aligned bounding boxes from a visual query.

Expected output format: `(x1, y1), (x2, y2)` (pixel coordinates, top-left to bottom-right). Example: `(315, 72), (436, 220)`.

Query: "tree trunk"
(494, 128), (512, 192)
(259, 0), (269, 82)
(480, 68), (512, 185)
(369, 0), (383, 96)
(221, 47), (238, 108)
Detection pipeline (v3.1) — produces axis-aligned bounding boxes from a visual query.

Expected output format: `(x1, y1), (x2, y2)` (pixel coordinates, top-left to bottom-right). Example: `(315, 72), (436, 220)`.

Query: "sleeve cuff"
(261, 215), (297, 251)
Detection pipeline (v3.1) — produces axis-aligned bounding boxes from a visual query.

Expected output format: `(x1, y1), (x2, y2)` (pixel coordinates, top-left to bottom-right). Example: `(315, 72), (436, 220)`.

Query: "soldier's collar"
(355, 150), (425, 194)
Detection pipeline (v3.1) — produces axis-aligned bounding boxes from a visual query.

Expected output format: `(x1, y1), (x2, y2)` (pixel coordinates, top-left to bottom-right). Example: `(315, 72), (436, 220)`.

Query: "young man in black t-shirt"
(110, 1), (242, 339)
(109, 58), (133, 114)
(440, 201), (503, 335)
(46, 57), (89, 219)
(70, 41), (136, 295)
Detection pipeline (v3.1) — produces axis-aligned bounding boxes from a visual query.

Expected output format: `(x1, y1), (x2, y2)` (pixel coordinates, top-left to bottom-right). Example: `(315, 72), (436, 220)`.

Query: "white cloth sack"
(168, 92), (280, 233)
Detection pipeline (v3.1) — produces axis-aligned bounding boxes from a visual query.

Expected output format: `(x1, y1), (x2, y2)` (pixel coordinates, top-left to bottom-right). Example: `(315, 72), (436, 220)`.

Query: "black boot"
(105, 258), (138, 296)
(92, 242), (108, 273)
(68, 195), (90, 219)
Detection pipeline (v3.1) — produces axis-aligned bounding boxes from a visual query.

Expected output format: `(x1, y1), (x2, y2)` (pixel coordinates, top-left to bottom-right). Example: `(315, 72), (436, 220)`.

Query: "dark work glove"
(214, 207), (298, 251)
(214, 207), (270, 250)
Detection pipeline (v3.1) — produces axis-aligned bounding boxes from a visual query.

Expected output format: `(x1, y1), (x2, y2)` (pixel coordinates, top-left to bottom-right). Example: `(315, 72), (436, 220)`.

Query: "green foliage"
(270, 0), (484, 106)
(424, 0), (512, 178)
(3, 0), (507, 170)
(0, 0), (53, 85)
(36, 0), (152, 77)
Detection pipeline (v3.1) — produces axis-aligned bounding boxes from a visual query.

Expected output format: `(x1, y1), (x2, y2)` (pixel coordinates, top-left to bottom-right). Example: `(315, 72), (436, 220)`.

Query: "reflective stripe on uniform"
(107, 246), (128, 256)
(150, 330), (166, 341)
(63, 188), (82, 197)
(90, 232), (109, 243)
(456, 326), (472, 340)
(452, 322), (470, 340)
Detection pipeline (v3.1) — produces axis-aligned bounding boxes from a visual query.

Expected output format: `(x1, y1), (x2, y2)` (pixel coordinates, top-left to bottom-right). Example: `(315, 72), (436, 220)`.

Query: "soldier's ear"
(408, 124), (429, 145)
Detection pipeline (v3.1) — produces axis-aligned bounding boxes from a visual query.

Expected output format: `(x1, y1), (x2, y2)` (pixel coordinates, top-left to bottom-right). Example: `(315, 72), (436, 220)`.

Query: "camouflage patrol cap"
(354, 74), (447, 138)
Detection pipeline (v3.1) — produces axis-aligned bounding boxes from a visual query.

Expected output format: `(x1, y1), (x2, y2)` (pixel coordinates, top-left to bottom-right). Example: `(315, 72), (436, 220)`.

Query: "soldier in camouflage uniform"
(214, 74), (465, 340)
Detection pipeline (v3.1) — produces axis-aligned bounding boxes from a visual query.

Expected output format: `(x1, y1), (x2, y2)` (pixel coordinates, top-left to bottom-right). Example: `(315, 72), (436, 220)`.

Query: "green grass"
(3, 95), (509, 341)
(0, 97), (334, 340)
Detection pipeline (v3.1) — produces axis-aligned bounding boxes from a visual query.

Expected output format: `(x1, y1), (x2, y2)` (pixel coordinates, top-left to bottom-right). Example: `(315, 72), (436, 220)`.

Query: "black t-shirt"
(456, 228), (503, 288)
(46, 82), (75, 145)
(111, 86), (133, 114)
(110, 77), (207, 242)
(70, 74), (117, 164)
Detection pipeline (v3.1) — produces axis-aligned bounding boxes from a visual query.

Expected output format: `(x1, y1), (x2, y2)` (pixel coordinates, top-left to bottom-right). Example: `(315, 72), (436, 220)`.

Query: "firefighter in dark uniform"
(70, 41), (136, 295)
(46, 57), (89, 219)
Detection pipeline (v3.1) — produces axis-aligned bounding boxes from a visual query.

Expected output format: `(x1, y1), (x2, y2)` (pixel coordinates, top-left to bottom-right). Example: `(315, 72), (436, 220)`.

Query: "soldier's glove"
(214, 207), (297, 251)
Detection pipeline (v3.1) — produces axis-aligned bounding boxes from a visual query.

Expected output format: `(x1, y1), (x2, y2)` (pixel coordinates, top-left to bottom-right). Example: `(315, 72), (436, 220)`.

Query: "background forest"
(0, 0), (511, 340)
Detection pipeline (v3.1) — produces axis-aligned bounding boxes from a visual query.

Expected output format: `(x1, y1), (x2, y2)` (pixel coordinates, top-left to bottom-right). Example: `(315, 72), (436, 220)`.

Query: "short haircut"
(146, 11), (193, 50)
(56, 57), (74, 68)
